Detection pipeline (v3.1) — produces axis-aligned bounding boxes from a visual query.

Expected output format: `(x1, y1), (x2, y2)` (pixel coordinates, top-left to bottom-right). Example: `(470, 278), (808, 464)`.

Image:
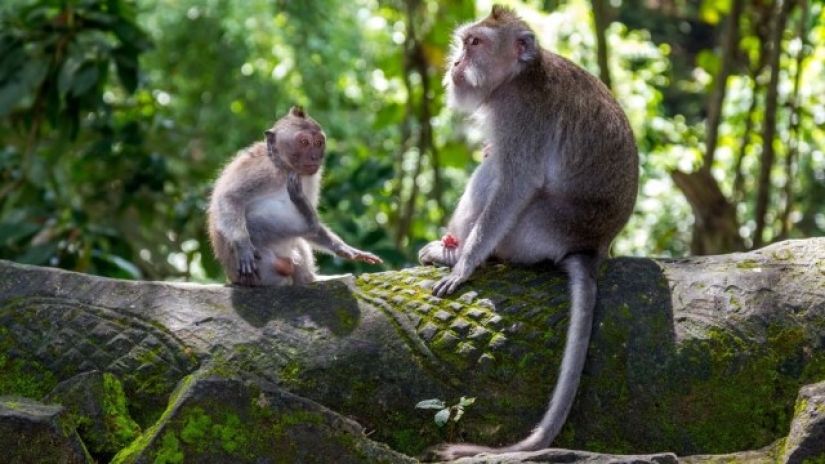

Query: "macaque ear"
(516, 31), (538, 63)
(289, 106), (306, 118)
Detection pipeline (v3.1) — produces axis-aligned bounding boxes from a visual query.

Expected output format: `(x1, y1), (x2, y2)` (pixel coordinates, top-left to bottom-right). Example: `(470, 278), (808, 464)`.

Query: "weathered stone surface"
(0, 238), (825, 462)
(111, 370), (416, 464)
(446, 449), (678, 464)
(44, 370), (141, 460)
(0, 396), (93, 463)
(781, 381), (825, 463)
(677, 441), (783, 464)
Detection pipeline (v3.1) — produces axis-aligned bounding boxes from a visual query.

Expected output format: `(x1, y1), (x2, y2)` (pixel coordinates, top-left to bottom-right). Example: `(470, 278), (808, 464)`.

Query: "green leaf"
(16, 242), (58, 266)
(70, 61), (100, 97)
(696, 50), (720, 76)
(440, 141), (473, 168)
(111, 18), (152, 52)
(58, 57), (83, 96)
(0, 40), (26, 81)
(434, 409), (450, 427)
(113, 46), (139, 93)
(92, 250), (143, 279)
(453, 408), (465, 422)
(0, 221), (40, 245)
(415, 399), (446, 410)
(458, 396), (475, 407)
(0, 78), (28, 116)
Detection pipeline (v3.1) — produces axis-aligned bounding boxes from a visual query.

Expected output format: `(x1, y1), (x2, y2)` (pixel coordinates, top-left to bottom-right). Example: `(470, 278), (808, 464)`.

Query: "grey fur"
(418, 5), (638, 459)
(208, 108), (381, 286)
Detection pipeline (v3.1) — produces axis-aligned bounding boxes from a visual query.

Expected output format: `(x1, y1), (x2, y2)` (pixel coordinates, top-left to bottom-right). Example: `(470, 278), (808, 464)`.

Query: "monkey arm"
(286, 172), (320, 232)
(432, 180), (537, 296)
(304, 226), (382, 265)
(214, 191), (262, 284)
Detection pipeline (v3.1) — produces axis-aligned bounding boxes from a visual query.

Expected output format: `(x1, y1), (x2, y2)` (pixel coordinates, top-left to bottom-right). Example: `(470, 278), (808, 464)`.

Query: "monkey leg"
(291, 239), (317, 285)
(250, 247), (293, 286)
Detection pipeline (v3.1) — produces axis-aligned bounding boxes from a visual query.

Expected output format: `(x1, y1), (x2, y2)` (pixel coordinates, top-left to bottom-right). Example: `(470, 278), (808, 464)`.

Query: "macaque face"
(265, 124), (326, 176)
(289, 129), (326, 176)
(445, 26), (516, 112)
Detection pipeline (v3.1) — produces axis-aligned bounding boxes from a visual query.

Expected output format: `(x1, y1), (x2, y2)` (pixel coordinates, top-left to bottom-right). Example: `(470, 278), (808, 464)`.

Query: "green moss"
(737, 259), (760, 269)
(102, 373), (142, 448)
(390, 428), (429, 456)
(658, 325), (821, 454)
(176, 407), (249, 455)
(214, 413), (246, 453)
(0, 327), (57, 398)
(179, 407), (212, 451)
(154, 432), (184, 464)
(112, 375), (195, 464)
(793, 398), (809, 420)
(334, 306), (358, 332)
(802, 457), (825, 464)
(279, 361), (301, 385)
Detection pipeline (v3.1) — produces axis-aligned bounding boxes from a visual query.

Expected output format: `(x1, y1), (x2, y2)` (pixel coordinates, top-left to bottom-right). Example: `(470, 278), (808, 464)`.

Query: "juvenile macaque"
(418, 5), (638, 459)
(208, 106), (382, 286)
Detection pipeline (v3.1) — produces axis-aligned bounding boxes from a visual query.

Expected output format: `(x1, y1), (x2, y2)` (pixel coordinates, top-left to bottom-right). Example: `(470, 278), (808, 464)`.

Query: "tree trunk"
(671, 169), (745, 254)
(673, 0), (745, 256)
(591, 0), (613, 90)
(753, 0), (794, 248)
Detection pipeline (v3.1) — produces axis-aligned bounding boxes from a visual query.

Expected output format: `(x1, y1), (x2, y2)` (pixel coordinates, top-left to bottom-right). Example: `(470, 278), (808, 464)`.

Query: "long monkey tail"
(429, 252), (599, 460)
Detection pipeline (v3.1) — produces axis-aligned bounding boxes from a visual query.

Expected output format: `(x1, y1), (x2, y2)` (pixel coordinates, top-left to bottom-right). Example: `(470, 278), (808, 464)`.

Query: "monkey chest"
(245, 191), (313, 231)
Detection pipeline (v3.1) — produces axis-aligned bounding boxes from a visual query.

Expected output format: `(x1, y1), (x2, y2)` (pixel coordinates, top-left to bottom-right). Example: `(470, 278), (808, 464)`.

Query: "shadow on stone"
(230, 278), (361, 337)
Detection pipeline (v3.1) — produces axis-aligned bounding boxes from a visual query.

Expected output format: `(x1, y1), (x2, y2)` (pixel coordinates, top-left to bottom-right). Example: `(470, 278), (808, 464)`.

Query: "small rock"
(0, 396), (92, 464)
(782, 380), (825, 463)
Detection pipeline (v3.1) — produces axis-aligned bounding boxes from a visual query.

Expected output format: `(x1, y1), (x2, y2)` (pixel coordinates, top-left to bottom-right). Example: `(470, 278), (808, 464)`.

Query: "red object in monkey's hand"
(441, 233), (459, 249)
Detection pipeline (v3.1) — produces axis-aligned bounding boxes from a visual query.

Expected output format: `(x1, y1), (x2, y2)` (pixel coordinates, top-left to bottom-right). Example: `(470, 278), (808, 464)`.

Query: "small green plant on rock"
(415, 397), (475, 441)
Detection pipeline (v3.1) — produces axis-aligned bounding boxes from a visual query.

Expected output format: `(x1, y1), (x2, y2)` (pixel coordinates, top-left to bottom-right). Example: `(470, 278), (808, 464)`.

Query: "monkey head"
(264, 106), (326, 176)
(444, 5), (538, 112)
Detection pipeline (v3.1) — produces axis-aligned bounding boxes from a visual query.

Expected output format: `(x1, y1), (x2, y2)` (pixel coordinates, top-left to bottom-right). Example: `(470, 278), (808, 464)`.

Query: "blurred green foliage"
(0, 0), (823, 282)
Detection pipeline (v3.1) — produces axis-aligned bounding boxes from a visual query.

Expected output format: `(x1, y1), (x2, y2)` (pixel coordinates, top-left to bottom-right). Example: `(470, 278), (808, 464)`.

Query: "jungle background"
(0, 0), (822, 283)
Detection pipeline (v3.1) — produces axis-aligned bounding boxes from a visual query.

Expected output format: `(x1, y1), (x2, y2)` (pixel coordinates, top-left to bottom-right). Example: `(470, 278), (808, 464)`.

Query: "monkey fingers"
(418, 240), (459, 267)
(235, 243), (261, 285)
(353, 250), (383, 265)
(432, 273), (468, 297)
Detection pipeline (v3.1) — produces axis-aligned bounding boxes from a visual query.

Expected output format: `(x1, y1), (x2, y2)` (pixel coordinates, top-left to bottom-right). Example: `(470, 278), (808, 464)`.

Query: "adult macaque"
(208, 106), (382, 286)
(418, 5), (638, 459)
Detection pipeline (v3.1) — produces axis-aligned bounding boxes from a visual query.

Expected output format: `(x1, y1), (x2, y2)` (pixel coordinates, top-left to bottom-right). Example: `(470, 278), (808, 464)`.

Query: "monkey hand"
(335, 245), (383, 265)
(432, 261), (473, 297)
(418, 240), (459, 267)
(235, 242), (261, 285)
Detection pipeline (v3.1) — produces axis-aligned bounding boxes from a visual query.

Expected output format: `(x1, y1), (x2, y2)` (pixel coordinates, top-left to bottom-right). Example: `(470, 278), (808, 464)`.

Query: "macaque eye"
(301, 139), (309, 146)
(314, 141), (323, 147)
(470, 37), (481, 46)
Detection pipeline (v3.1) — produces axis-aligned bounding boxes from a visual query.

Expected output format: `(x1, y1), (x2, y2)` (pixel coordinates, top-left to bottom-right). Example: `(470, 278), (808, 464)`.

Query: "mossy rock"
(44, 370), (141, 461)
(0, 396), (93, 463)
(1, 238), (825, 461)
(111, 371), (415, 464)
